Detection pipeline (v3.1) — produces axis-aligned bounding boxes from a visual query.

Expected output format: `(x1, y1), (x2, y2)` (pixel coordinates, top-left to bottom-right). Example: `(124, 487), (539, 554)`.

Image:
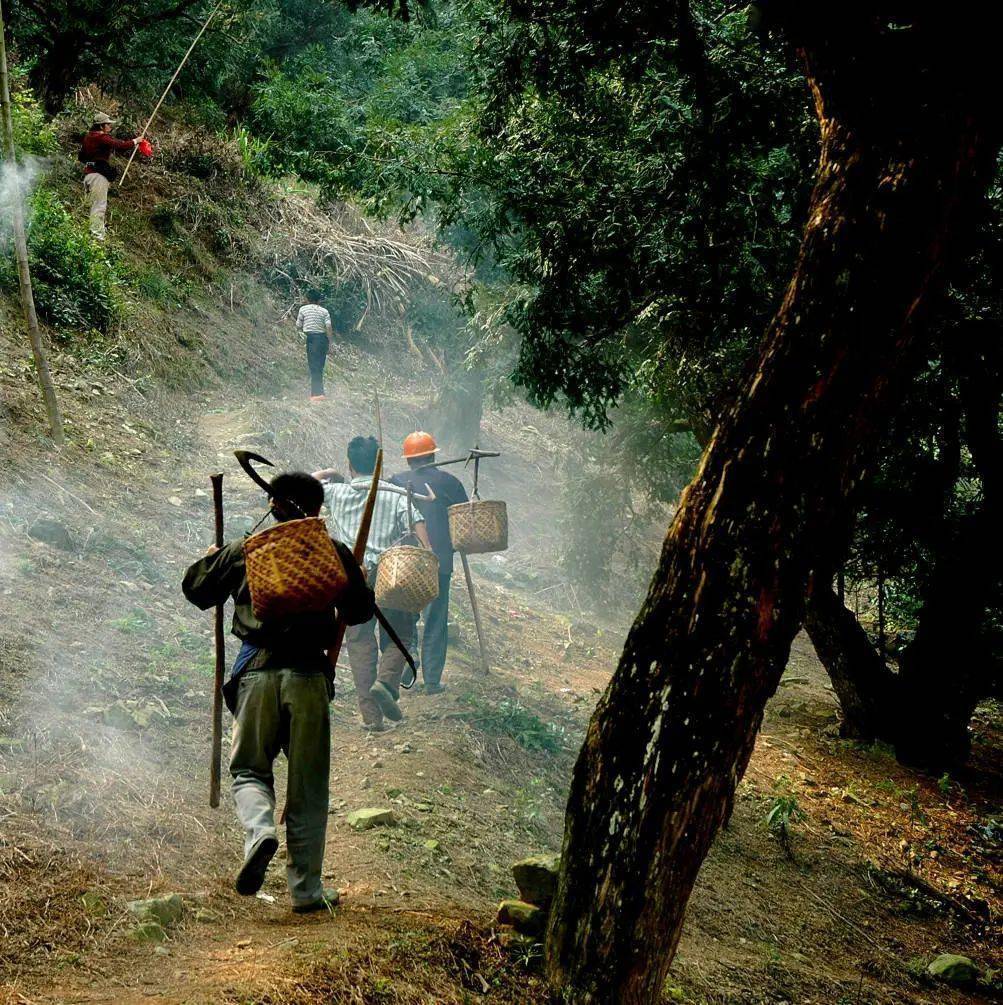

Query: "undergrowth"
(463, 697), (565, 753)
(0, 187), (125, 331)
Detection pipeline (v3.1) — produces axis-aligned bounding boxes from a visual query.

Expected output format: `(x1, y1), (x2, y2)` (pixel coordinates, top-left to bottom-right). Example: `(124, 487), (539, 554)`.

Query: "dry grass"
(260, 195), (443, 322)
(217, 920), (546, 1005)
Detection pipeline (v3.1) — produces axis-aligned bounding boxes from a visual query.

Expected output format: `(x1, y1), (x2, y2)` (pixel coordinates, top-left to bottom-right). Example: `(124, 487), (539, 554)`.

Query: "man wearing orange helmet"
(390, 431), (469, 694)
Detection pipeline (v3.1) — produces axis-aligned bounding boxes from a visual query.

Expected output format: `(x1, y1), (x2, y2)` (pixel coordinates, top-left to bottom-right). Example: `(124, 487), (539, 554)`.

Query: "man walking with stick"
(182, 471), (373, 913)
(391, 431), (468, 694)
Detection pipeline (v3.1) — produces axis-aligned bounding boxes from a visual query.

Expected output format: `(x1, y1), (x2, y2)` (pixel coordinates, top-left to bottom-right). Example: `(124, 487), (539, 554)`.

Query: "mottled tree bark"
(546, 14), (1000, 1004)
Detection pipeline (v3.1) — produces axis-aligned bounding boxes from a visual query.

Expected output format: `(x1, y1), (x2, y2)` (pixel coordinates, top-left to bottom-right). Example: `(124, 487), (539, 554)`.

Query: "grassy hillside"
(0, 99), (1000, 1005)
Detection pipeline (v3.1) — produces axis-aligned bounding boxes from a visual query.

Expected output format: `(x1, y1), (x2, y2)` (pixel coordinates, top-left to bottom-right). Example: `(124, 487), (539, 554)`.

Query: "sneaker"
(370, 681), (403, 721)
(292, 888), (340, 914)
(235, 834), (279, 896)
(423, 682), (446, 695)
(309, 394), (327, 402)
(361, 720), (387, 733)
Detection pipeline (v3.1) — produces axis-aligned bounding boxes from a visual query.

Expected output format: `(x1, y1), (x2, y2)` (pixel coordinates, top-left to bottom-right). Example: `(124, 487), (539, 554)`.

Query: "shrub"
(465, 698), (566, 753)
(765, 777), (805, 857)
(0, 187), (124, 331)
(10, 73), (57, 156)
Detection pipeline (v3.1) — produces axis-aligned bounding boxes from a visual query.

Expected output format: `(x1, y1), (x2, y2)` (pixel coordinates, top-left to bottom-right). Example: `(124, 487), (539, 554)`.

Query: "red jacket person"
(79, 112), (138, 241)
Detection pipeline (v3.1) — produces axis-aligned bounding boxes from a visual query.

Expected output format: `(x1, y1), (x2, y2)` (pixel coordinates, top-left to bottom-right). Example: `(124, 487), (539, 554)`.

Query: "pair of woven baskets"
(244, 517), (349, 620)
(376, 545), (440, 613)
(448, 500), (509, 554)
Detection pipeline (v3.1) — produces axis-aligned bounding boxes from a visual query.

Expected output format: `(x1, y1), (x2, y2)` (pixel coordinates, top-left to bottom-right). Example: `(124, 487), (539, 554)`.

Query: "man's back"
(297, 303), (332, 333)
(391, 465), (468, 573)
(325, 477), (412, 569)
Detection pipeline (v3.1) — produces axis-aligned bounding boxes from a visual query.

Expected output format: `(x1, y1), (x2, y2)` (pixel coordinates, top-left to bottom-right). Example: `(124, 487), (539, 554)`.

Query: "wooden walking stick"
(460, 552), (490, 675)
(209, 472), (225, 808)
(463, 449), (491, 673)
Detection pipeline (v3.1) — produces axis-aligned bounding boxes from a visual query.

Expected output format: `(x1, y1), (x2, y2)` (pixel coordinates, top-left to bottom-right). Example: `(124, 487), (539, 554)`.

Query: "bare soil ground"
(0, 303), (1000, 1004)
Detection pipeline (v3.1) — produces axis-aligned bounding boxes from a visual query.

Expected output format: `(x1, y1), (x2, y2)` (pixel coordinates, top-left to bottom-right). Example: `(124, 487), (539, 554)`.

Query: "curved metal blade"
(234, 450), (275, 494)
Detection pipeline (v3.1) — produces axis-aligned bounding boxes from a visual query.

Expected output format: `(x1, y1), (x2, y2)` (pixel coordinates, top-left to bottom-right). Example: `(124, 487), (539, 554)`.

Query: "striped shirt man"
(296, 303), (333, 334)
(324, 478), (424, 570)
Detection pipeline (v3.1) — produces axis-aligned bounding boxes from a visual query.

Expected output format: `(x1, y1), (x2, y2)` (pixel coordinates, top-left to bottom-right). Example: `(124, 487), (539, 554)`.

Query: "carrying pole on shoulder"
(209, 472), (225, 808)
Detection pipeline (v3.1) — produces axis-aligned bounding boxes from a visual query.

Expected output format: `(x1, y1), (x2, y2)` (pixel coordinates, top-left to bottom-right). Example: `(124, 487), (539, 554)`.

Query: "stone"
(497, 900), (546, 938)
(130, 920), (167, 943)
(126, 894), (184, 929)
(497, 928), (539, 951)
(347, 808), (396, 831)
(27, 518), (75, 551)
(395, 742), (413, 754)
(927, 954), (979, 986)
(512, 853), (560, 909)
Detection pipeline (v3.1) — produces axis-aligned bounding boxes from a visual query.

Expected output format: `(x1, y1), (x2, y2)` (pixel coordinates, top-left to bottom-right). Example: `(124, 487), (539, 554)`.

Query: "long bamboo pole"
(118, 2), (222, 187)
(0, 0), (63, 445)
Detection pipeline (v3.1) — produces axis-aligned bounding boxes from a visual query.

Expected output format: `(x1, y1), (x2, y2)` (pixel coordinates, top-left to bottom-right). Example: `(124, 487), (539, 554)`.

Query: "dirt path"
(1, 357), (1000, 1004)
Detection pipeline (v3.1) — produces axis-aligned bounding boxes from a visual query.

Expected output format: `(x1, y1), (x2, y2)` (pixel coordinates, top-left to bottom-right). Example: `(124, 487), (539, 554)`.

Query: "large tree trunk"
(804, 578), (896, 742)
(894, 332), (1002, 767)
(545, 14), (999, 1004)
(805, 330), (1001, 768)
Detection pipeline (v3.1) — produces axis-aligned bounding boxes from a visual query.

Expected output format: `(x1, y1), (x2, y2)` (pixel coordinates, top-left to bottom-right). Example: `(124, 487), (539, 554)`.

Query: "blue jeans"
(419, 572), (452, 686)
(306, 333), (329, 396)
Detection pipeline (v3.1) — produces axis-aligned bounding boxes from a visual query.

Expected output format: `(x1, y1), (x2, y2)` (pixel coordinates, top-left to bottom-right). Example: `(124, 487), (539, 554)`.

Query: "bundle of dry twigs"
(260, 194), (444, 322)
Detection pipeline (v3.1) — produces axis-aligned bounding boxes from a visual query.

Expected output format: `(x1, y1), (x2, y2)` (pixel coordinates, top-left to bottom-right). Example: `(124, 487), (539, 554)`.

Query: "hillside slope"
(0, 120), (999, 1004)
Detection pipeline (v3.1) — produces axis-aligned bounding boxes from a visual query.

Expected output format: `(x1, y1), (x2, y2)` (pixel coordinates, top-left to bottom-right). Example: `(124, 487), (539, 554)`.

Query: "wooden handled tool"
(461, 553), (490, 675)
(209, 472), (225, 808)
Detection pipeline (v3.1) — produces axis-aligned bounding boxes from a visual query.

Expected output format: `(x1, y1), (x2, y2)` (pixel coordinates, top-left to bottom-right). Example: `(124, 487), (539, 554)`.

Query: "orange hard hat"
(403, 431), (438, 459)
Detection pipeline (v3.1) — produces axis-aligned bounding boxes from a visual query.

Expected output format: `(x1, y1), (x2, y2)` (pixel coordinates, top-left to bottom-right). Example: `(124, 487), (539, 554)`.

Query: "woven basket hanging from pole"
(449, 500), (508, 555)
(244, 517), (349, 620)
(376, 545), (440, 613)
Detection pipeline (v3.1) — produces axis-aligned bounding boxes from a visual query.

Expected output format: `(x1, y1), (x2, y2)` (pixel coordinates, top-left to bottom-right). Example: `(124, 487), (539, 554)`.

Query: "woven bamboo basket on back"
(376, 545), (440, 613)
(449, 500), (508, 554)
(244, 517), (349, 620)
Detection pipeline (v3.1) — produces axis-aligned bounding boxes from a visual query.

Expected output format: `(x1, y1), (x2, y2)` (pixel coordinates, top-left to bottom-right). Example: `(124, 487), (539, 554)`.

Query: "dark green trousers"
(230, 669), (330, 906)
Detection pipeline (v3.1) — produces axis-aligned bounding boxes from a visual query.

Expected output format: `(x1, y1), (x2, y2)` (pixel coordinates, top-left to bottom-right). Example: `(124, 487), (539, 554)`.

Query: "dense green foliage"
(464, 4), (815, 436)
(0, 186), (124, 330)
(4, 0), (1000, 683)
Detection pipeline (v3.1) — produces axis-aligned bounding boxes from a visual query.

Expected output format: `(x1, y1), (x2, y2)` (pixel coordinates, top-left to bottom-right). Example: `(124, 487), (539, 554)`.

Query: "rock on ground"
(127, 894), (184, 928)
(927, 954), (980, 986)
(512, 853), (560, 908)
(497, 899), (546, 938)
(27, 518), (75, 551)
(347, 807), (397, 831)
(126, 894), (184, 942)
